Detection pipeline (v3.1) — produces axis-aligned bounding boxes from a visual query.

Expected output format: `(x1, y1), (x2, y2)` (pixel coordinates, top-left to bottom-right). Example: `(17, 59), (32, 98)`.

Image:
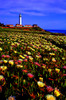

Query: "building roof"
(6, 24), (14, 26)
(16, 24), (22, 26)
(25, 25), (32, 26)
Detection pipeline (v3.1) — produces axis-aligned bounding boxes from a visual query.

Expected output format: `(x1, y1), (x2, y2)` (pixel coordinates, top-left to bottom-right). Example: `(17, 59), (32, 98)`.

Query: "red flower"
(27, 73), (34, 78)
(48, 78), (54, 81)
(18, 60), (22, 64)
(0, 85), (2, 92)
(30, 93), (35, 99)
(6, 55), (10, 58)
(22, 69), (28, 73)
(63, 66), (66, 69)
(46, 86), (54, 92)
(15, 61), (18, 65)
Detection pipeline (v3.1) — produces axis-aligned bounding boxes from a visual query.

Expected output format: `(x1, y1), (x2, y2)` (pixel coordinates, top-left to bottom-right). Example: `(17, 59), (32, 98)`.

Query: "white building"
(19, 14), (22, 25)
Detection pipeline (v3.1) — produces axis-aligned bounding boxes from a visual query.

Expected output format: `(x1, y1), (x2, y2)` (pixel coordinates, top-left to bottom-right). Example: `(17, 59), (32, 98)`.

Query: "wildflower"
(34, 62), (41, 67)
(0, 47), (2, 51)
(55, 68), (60, 73)
(27, 73), (34, 78)
(26, 51), (31, 55)
(54, 88), (61, 97)
(14, 50), (17, 53)
(52, 58), (56, 62)
(63, 66), (66, 69)
(30, 93), (35, 99)
(22, 69), (28, 73)
(23, 79), (26, 83)
(23, 59), (28, 62)
(3, 60), (8, 63)
(18, 60), (22, 64)
(0, 60), (3, 64)
(37, 81), (45, 87)
(0, 85), (2, 93)
(1, 55), (5, 58)
(62, 57), (65, 60)
(19, 55), (25, 59)
(42, 64), (46, 68)
(29, 56), (33, 62)
(6, 55), (10, 58)
(48, 69), (52, 73)
(46, 94), (56, 100)
(16, 64), (23, 68)
(1, 66), (7, 71)
(0, 75), (4, 80)
(49, 53), (55, 56)
(9, 60), (14, 65)
(8, 96), (15, 100)
(23, 54), (27, 57)
(46, 86), (54, 92)
(39, 77), (43, 82)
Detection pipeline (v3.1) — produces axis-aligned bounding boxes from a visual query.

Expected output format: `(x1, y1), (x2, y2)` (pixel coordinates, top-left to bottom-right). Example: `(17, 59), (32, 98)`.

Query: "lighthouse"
(19, 14), (22, 25)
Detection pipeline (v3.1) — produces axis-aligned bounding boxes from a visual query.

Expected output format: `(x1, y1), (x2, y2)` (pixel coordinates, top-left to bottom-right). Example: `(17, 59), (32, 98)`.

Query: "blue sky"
(0, 0), (66, 29)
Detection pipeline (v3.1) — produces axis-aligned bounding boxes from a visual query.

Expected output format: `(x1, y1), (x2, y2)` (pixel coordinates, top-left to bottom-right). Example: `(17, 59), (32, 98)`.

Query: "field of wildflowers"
(0, 32), (66, 100)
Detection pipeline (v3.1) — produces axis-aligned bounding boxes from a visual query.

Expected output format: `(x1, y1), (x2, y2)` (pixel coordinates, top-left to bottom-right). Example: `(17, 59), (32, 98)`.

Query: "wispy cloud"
(0, 0), (66, 16)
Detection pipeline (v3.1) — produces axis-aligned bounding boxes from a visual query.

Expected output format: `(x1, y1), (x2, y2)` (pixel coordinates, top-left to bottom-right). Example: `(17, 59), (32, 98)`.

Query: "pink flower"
(22, 69), (28, 73)
(34, 62), (41, 67)
(46, 86), (54, 92)
(26, 56), (29, 59)
(23, 59), (28, 62)
(55, 64), (58, 67)
(8, 96), (15, 100)
(63, 66), (66, 69)
(6, 55), (10, 58)
(52, 48), (57, 51)
(0, 85), (2, 92)
(63, 74), (66, 76)
(18, 60), (22, 64)
(21, 47), (23, 49)
(0, 60), (3, 64)
(1, 55), (5, 58)
(42, 64), (46, 67)
(15, 61), (18, 65)
(27, 73), (34, 78)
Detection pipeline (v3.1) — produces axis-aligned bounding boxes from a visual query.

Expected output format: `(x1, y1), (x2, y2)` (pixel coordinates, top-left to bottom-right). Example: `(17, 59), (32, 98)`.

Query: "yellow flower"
(39, 77), (43, 82)
(19, 55), (25, 59)
(11, 43), (15, 46)
(37, 81), (45, 87)
(42, 65), (46, 69)
(29, 56), (33, 61)
(49, 53), (55, 56)
(9, 60), (14, 65)
(48, 69), (52, 73)
(14, 51), (17, 53)
(55, 68), (60, 73)
(16, 64), (23, 68)
(23, 54), (27, 57)
(0, 47), (2, 51)
(46, 94), (56, 100)
(52, 58), (56, 62)
(3, 60), (8, 63)
(8, 42), (10, 44)
(1, 66), (7, 71)
(36, 55), (40, 59)
(54, 88), (61, 97)
(26, 51), (31, 55)
(23, 79), (26, 83)
(0, 75), (4, 80)
(62, 57), (65, 60)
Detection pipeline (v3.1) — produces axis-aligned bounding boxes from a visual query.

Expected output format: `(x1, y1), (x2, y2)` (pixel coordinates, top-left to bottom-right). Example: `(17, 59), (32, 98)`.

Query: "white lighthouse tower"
(19, 14), (22, 25)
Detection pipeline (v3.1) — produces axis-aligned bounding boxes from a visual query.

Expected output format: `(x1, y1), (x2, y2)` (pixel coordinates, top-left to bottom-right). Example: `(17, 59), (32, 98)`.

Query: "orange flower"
(46, 94), (56, 100)
(54, 88), (61, 97)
